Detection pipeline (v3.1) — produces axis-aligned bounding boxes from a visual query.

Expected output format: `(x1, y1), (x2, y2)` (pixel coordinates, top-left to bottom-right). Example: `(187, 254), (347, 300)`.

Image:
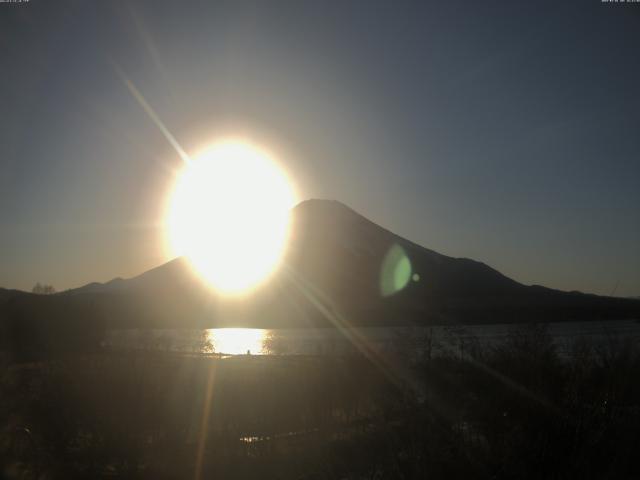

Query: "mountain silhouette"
(2, 199), (640, 334)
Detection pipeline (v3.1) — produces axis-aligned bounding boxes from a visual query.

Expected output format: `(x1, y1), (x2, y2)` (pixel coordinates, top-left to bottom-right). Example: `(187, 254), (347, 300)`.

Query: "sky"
(1, 0), (639, 296)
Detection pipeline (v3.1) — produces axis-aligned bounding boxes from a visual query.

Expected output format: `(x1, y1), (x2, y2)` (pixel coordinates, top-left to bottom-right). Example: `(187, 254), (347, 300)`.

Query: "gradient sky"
(1, 0), (639, 296)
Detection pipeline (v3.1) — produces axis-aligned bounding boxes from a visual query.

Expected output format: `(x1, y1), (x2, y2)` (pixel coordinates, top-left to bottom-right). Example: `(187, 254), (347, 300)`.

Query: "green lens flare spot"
(380, 244), (412, 297)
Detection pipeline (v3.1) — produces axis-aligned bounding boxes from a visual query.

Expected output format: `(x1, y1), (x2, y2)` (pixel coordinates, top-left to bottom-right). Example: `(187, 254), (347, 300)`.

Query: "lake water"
(103, 319), (640, 358)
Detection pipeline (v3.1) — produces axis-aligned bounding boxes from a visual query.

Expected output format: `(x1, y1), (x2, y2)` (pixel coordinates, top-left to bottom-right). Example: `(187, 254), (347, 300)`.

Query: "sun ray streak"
(281, 264), (420, 393)
(195, 363), (216, 480)
(112, 62), (190, 165)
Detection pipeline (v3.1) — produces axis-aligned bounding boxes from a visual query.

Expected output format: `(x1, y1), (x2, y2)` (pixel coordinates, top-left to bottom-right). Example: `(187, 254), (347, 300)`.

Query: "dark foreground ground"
(2, 324), (640, 479)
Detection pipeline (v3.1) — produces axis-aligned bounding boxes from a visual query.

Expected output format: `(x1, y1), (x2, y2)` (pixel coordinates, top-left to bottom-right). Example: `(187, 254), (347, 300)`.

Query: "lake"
(103, 319), (640, 358)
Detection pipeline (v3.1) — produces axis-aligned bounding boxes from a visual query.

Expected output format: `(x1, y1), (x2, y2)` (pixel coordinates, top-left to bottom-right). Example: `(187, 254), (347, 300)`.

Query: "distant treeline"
(2, 279), (640, 340)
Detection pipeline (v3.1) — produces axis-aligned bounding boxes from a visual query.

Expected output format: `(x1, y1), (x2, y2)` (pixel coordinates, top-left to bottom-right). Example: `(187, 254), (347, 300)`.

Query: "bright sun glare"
(166, 141), (295, 294)
(207, 328), (268, 355)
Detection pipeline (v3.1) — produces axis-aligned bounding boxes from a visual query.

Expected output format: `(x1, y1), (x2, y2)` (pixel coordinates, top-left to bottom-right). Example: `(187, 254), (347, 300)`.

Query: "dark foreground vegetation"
(2, 324), (640, 479)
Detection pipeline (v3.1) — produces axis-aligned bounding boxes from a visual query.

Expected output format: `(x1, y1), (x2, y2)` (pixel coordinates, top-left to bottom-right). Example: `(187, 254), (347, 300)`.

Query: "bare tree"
(32, 283), (56, 295)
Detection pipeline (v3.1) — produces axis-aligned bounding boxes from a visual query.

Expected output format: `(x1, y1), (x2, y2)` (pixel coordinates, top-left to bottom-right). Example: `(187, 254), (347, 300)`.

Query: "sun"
(166, 140), (296, 294)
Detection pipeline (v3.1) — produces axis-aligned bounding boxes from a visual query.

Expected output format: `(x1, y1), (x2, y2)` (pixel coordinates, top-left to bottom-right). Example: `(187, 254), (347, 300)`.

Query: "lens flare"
(380, 244), (413, 296)
(166, 140), (296, 294)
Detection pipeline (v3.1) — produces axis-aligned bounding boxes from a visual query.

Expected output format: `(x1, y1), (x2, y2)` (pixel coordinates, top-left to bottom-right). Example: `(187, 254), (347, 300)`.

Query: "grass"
(1, 323), (640, 479)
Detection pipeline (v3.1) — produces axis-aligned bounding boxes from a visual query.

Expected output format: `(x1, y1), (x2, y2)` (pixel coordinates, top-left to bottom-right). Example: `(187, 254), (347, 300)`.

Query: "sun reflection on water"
(206, 328), (269, 355)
